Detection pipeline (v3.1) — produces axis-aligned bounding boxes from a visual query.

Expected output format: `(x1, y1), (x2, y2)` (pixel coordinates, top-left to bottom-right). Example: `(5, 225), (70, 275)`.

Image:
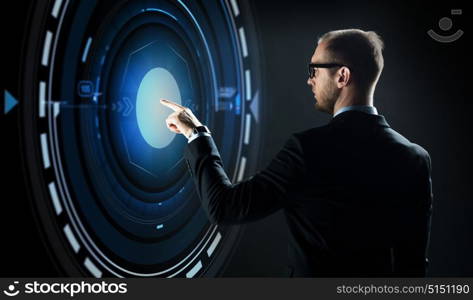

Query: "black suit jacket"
(183, 110), (433, 277)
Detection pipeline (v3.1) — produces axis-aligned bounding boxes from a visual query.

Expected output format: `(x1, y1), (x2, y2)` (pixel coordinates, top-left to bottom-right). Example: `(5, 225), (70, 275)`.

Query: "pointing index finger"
(160, 98), (184, 111)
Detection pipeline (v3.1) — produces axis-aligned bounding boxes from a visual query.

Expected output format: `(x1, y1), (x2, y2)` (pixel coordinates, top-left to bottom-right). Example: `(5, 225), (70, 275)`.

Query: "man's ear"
(336, 67), (351, 88)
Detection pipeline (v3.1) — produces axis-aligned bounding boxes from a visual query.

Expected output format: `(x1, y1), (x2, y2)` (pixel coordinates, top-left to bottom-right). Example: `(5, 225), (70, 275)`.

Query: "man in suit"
(160, 29), (433, 277)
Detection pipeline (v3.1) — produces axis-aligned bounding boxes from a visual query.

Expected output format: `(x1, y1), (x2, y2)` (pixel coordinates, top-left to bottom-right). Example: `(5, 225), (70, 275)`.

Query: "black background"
(1, 0), (471, 277)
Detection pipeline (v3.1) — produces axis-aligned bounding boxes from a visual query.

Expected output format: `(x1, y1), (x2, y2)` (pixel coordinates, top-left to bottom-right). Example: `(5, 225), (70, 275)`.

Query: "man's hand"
(160, 98), (203, 139)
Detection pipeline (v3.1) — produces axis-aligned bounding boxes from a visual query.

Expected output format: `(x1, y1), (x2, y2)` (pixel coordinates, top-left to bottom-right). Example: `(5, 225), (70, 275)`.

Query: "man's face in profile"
(307, 42), (339, 114)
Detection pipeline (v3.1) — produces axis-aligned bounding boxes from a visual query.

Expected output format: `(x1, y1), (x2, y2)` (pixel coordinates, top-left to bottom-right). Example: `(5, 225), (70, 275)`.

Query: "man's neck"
(332, 93), (374, 116)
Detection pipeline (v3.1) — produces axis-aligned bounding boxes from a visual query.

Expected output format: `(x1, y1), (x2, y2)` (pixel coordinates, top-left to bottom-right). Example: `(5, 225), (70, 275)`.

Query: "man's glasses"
(308, 63), (348, 79)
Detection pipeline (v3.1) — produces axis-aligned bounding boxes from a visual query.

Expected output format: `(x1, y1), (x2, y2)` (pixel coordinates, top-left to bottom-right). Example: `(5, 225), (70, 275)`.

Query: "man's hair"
(318, 29), (384, 89)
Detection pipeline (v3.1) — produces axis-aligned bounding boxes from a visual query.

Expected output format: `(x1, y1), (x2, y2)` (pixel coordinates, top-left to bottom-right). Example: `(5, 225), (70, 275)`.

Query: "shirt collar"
(333, 105), (378, 118)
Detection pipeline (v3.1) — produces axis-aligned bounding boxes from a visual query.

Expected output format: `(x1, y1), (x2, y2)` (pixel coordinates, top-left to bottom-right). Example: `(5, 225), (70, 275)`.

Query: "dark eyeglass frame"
(308, 63), (349, 78)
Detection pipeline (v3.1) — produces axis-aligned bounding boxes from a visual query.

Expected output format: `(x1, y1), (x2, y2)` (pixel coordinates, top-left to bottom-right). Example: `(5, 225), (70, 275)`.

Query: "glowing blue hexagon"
(113, 37), (195, 179)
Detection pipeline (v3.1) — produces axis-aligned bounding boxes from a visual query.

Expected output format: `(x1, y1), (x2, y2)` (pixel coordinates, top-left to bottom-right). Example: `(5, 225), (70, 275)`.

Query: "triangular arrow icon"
(4, 90), (18, 114)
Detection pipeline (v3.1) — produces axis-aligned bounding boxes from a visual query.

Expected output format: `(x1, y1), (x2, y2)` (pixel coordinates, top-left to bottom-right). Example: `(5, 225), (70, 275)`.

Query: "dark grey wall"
(223, 0), (472, 276)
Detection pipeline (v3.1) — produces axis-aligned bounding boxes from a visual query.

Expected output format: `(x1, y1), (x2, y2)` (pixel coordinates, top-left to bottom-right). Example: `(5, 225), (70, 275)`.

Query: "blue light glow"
(136, 67), (182, 149)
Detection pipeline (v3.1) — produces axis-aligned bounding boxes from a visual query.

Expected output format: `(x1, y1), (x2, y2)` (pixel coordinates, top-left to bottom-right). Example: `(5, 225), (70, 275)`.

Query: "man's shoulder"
(291, 124), (431, 161)
(409, 143), (431, 167)
(385, 128), (430, 159)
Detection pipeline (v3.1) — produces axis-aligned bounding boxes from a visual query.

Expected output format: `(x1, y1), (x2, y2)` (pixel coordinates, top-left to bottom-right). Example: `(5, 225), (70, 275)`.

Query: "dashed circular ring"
(21, 0), (264, 277)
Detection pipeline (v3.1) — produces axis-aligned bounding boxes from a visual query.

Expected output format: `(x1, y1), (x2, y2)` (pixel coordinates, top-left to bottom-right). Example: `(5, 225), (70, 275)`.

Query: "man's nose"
(307, 77), (312, 86)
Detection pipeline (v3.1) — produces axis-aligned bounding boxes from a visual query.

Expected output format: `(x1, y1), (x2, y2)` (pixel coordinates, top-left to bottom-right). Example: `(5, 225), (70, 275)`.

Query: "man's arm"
(160, 98), (305, 225)
(395, 149), (433, 276)
(184, 134), (305, 225)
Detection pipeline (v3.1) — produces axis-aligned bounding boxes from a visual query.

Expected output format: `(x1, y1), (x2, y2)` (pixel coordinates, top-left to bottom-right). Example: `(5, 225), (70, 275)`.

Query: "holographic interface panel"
(20, 0), (263, 277)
